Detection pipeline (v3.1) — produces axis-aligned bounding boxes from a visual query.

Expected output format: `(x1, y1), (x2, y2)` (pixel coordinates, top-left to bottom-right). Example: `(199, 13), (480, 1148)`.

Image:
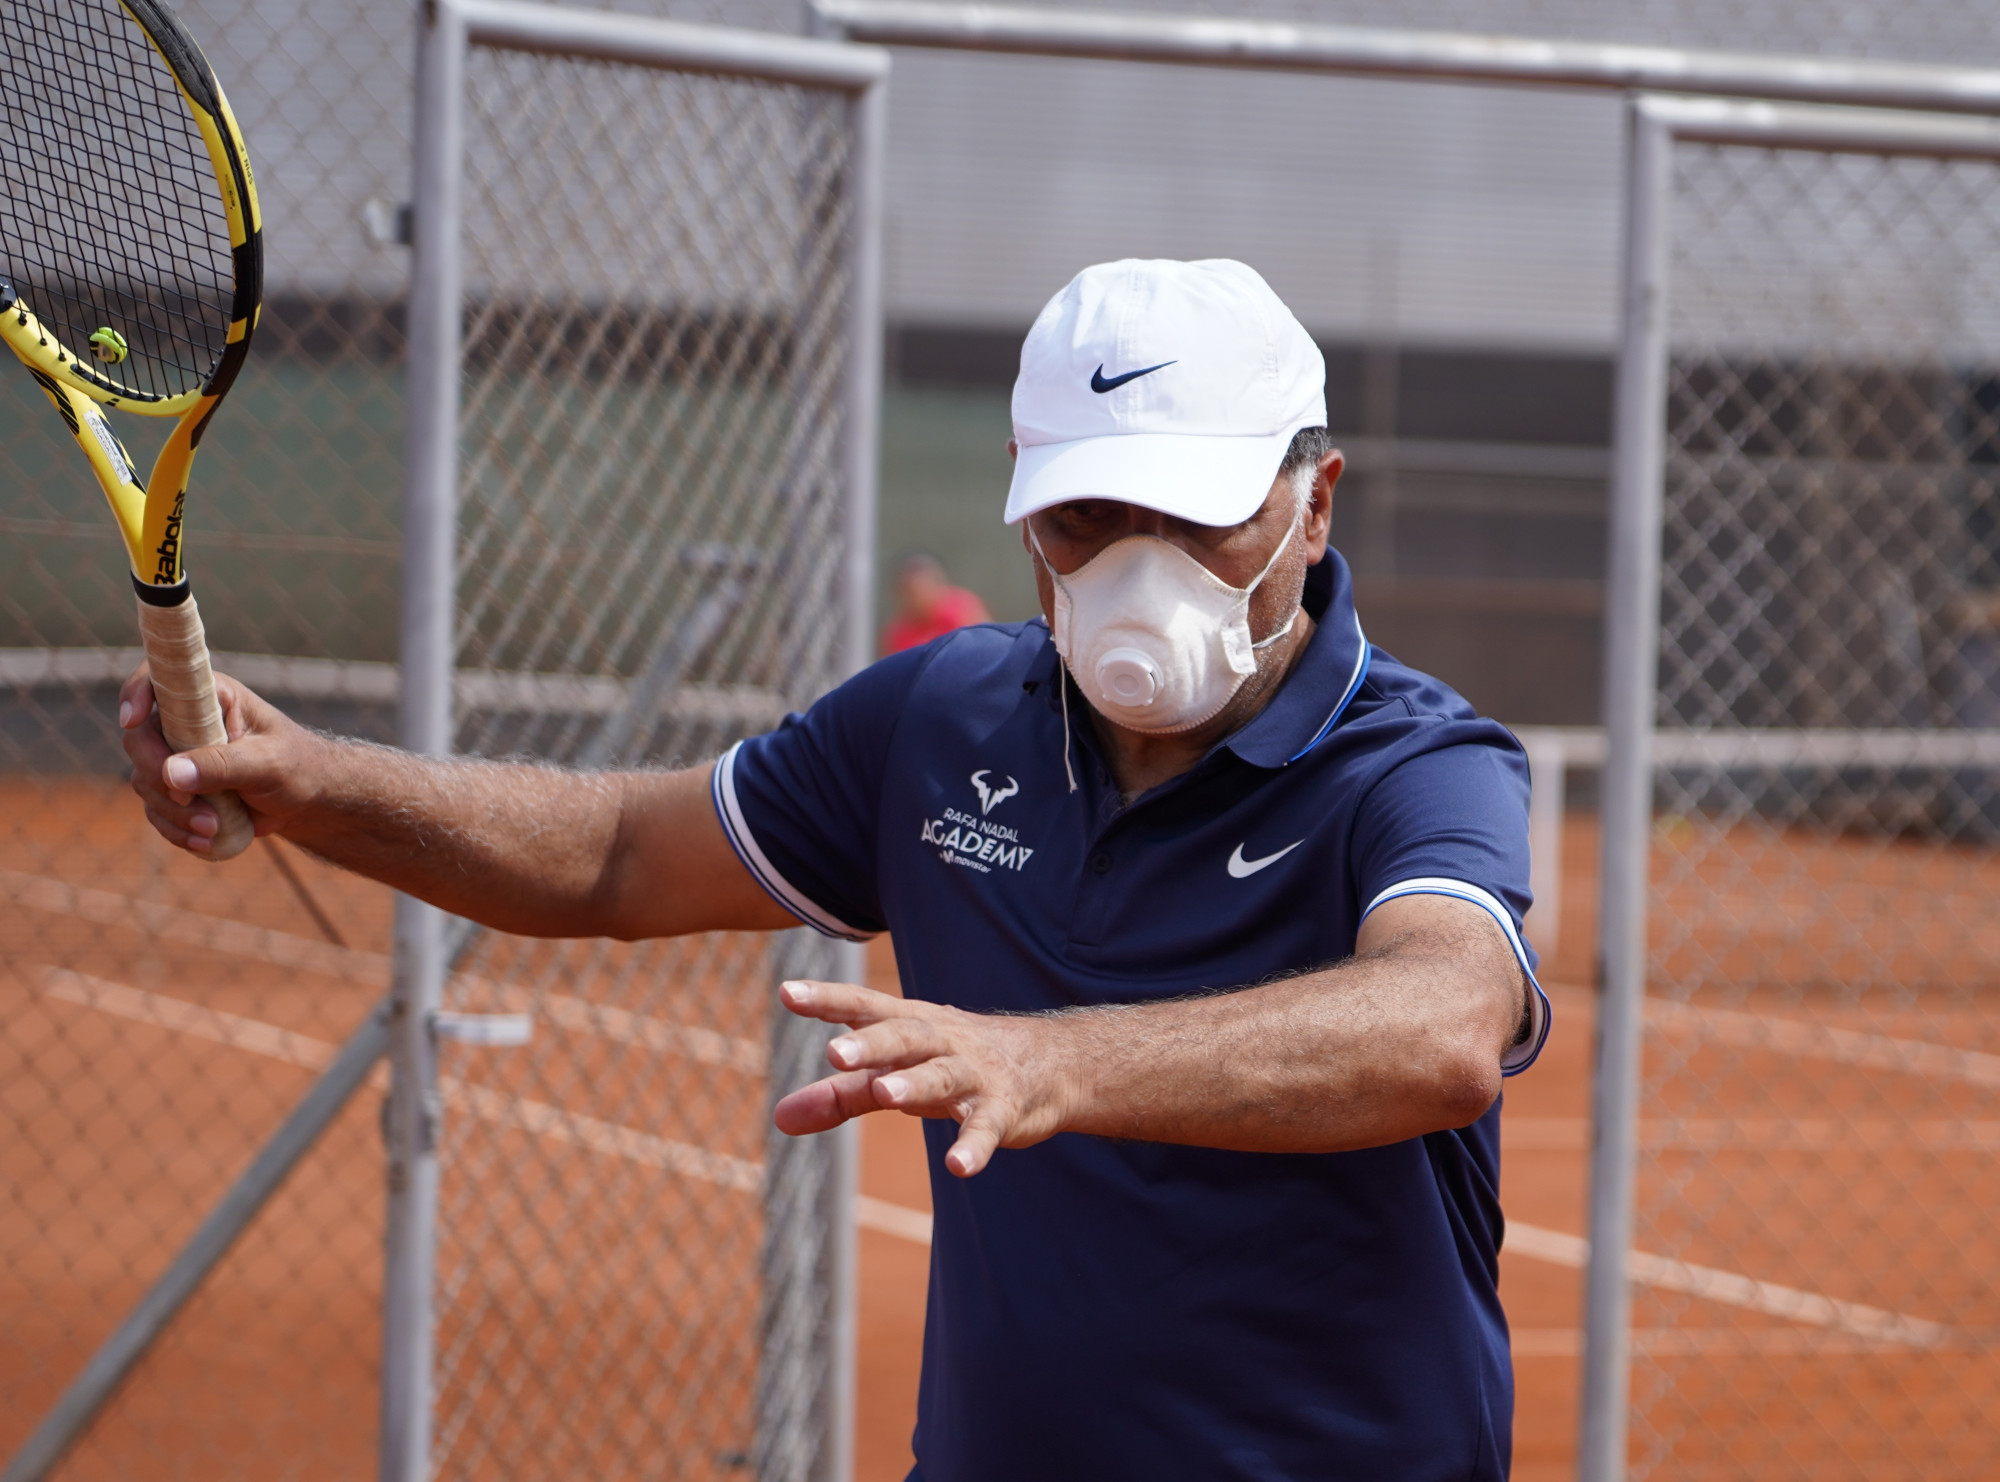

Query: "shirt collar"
(1220, 546), (1370, 769)
(1024, 547), (1371, 770)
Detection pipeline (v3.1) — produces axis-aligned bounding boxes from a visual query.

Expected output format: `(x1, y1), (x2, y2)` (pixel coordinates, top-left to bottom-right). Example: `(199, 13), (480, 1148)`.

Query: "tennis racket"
(0, 0), (262, 860)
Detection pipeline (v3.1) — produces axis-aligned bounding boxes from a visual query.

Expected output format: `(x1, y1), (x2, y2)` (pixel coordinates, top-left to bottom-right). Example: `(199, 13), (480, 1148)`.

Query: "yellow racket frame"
(0, 3), (261, 582)
(0, 0), (264, 859)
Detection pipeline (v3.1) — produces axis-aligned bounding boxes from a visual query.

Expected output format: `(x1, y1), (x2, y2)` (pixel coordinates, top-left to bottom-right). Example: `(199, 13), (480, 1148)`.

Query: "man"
(882, 550), (992, 654)
(127, 258), (1548, 1480)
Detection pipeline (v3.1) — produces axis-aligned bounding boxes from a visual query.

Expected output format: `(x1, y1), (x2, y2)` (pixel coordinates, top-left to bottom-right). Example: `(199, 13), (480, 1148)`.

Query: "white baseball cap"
(1004, 258), (1327, 527)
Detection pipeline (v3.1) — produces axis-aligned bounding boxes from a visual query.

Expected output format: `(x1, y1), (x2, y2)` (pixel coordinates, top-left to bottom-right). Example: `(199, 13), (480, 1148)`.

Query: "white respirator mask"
(1032, 508), (1301, 737)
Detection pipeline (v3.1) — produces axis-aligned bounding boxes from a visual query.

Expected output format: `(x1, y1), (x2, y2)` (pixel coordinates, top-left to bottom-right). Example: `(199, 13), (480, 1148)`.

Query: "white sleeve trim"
(712, 741), (879, 943)
(1362, 876), (1552, 1076)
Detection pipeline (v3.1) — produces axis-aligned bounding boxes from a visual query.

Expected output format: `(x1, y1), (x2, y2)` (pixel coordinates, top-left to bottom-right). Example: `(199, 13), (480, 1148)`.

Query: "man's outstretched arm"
(772, 891), (1530, 1176)
(120, 666), (796, 940)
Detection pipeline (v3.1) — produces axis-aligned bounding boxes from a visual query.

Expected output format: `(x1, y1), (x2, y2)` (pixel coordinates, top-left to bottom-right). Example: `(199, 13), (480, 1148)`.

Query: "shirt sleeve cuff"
(712, 741), (879, 943)
(1361, 876), (1552, 1076)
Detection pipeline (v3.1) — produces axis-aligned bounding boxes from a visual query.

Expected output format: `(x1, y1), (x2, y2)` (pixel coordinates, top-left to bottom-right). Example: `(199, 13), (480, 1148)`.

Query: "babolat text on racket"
(0, 0), (263, 859)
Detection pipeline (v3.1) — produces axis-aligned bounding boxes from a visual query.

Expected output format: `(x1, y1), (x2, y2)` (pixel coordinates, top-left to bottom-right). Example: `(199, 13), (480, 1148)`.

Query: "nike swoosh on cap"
(1090, 360), (1176, 393)
(1226, 840), (1304, 878)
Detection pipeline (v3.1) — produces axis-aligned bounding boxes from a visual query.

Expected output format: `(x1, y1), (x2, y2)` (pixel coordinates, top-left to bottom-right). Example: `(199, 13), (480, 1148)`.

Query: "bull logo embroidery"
(970, 769), (1019, 816)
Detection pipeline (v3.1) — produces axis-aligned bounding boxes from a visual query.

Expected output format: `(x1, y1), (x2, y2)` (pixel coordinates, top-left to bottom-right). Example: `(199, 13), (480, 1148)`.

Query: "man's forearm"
(780, 893), (1528, 1175)
(128, 669), (795, 939)
(1048, 932), (1517, 1153)
(280, 737), (630, 936)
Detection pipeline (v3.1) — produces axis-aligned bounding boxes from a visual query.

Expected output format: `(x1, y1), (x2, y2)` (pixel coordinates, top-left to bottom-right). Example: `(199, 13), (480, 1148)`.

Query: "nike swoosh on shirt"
(1090, 360), (1176, 393)
(1227, 840), (1305, 878)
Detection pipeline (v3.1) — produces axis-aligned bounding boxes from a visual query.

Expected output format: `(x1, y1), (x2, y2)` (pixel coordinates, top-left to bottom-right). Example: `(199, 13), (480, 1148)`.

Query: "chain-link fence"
(1605, 114), (2000, 1479)
(426, 25), (876, 1480)
(1, 0), (411, 1474)
(2, 0), (879, 1477)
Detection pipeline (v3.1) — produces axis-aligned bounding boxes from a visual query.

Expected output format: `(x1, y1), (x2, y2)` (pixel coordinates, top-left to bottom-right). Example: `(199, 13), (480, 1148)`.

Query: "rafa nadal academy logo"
(970, 769), (1018, 815)
(917, 769), (1034, 875)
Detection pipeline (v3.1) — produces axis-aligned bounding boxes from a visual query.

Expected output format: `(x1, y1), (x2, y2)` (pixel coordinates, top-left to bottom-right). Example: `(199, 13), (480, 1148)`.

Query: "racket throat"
(132, 571), (194, 608)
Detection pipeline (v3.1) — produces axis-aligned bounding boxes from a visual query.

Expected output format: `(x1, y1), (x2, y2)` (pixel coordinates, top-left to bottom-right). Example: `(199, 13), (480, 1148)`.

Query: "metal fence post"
(820, 69), (886, 1482)
(1578, 95), (1672, 1482)
(381, 1), (466, 1477)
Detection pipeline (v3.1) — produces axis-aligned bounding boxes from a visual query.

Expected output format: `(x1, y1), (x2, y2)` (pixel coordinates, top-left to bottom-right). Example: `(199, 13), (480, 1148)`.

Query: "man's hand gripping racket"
(0, 0), (263, 858)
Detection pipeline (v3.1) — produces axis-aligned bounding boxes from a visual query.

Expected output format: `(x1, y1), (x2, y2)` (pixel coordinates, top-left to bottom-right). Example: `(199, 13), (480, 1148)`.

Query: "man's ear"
(1006, 437), (1019, 463)
(1308, 450), (1343, 559)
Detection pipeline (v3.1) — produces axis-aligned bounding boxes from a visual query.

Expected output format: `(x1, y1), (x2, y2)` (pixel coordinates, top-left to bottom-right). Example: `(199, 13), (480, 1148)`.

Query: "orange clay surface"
(9, 779), (1999, 1481)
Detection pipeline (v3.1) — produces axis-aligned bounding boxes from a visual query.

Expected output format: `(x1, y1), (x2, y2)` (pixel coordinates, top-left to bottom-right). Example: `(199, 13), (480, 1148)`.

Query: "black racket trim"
(132, 572), (193, 608)
(118, 0), (222, 116)
(119, 0), (266, 388)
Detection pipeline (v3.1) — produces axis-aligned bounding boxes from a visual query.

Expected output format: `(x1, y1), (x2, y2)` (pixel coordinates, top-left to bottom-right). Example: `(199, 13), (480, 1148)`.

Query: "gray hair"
(1280, 425), (1334, 508)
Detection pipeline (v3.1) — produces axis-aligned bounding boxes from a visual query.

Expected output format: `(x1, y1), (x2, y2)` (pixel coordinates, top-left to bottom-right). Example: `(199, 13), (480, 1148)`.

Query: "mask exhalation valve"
(1097, 648), (1162, 708)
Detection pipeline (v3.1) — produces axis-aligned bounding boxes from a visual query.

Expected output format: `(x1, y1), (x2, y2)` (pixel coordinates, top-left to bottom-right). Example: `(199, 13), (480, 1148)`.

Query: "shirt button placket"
(1068, 838), (1117, 947)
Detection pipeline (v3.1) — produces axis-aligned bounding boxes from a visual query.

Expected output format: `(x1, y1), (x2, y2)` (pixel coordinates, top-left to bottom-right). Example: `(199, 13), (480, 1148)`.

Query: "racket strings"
(0, 0), (235, 401)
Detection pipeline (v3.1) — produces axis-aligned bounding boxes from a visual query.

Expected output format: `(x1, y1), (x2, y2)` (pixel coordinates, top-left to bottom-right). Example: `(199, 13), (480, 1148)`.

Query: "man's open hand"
(774, 980), (1087, 1178)
(121, 665), (331, 853)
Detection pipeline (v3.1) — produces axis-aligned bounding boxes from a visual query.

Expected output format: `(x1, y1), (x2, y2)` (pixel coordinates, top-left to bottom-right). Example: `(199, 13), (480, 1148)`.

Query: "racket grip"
(135, 584), (257, 862)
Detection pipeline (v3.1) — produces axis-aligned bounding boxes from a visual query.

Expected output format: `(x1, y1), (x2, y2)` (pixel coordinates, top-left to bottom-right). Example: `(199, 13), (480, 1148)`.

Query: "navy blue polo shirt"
(714, 550), (1550, 1482)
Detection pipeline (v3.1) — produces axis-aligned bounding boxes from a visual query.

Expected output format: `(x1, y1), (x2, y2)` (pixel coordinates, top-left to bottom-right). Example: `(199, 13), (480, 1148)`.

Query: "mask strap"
(1244, 503), (1305, 651)
(1027, 521), (1081, 793)
(1252, 609), (1298, 651)
(1247, 502), (1304, 593)
(1057, 667), (1078, 793)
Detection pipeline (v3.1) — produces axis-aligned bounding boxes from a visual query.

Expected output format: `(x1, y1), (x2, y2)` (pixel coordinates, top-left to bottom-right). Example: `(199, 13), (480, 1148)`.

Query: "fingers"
(154, 731), (297, 815)
(946, 1104), (1012, 1179)
(122, 686), (218, 850)
(211, 671), (267, 744)
(780, 979), (923, 1029)
(870, 1055), (975, 1113)
(141, 799), (216, 852)
(827, 1016), (954, 1075)
(160, 744), (232, 797)
(771, 993), (1072, 1177)
(134, 773), (222, 852)
(772, 1068), (885, 1136)
(117, 664), (156, 733)
(120, 662), (302, 854)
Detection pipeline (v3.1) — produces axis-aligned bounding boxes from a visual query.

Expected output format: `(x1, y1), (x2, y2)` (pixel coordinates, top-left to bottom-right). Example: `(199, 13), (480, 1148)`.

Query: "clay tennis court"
(4, 778), (1997, 1478)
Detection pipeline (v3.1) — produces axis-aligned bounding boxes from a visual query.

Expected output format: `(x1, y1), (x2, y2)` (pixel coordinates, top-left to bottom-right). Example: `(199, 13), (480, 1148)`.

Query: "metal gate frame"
(394, 6), (885, 1479)
(0, 5), (886, 1482)
(1586, 93), (2000, 1482)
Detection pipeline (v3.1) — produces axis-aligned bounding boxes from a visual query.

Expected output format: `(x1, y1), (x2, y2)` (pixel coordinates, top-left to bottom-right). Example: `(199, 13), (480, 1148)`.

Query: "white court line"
(1648, 995), (2000, 1088)
(3, 869), (765, 1074)
(35, 966), (341, 1072)
(19, 966), (1956, 1346)
(855, 1195), (934, 1244)
(30, 966), (762, 1196)
(25, 869), (1997, 1092)
(444, 1078), (761, 1194)
(1509, 1328), (1933, 1357)
(1505, 1116), (2000, 1151)
(1502, 1223), (1948, 1348)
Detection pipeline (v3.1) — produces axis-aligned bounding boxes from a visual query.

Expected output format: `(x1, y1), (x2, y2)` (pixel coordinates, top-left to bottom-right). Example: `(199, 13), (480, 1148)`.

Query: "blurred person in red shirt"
(881, 550), (991, 655)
